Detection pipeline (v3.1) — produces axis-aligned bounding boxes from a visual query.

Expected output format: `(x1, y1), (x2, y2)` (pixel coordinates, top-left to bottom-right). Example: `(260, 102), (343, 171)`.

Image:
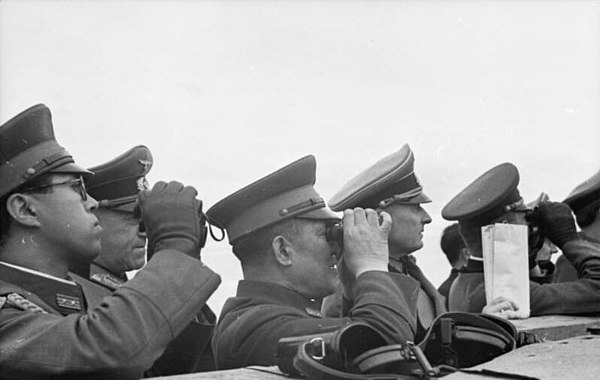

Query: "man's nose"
(422, 209), (433, 224)
(86, 194), (99, 211)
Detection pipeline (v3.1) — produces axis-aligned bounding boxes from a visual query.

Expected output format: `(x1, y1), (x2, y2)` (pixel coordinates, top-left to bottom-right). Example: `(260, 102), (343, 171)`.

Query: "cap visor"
(296, 207), (341, 222)
(405, 192), (432, 204)
(50, 162), (94, 179)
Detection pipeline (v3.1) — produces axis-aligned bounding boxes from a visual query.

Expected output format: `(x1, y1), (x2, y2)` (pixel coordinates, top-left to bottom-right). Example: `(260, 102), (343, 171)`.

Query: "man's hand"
(482, 296), (521, 319)
(138, 181), (204, 259)
(340, 208), (391, 279)
(534, 201), (578, 248)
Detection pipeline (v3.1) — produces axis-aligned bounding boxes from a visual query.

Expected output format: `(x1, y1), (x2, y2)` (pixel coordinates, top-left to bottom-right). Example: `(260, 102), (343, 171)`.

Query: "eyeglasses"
(21, 177), (88, 201)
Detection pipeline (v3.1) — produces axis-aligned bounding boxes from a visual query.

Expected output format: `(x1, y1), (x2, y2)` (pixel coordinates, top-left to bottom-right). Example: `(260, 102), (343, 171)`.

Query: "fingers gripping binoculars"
(135, 200), (225, 251)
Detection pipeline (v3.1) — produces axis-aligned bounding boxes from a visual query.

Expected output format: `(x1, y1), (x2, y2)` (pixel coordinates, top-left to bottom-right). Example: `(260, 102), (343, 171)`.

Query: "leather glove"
(533, 201), (578, 248)
(138, 181), (204, 259)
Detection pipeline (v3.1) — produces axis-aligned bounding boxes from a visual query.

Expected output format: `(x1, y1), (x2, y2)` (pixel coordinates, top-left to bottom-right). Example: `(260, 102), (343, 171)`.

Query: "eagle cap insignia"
(138, 159), (152, 172)
(136, 177), (150, 191)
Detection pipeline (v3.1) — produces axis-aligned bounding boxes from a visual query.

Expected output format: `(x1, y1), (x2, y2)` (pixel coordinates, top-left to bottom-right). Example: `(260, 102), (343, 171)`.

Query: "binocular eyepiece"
(525, 208), (545, 253)
(326, 223), (344, 249)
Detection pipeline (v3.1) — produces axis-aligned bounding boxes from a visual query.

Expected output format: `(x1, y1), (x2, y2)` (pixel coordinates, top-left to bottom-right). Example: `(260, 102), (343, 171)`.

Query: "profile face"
(26, 173), (103, 264)
(95, 208), (147, 273)
(384, 203), (432, 257)
(289, 220), (340, 300)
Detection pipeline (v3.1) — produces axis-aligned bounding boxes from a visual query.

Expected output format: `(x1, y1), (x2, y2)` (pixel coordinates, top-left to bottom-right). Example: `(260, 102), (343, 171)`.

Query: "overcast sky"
(1, 0), (599, 312)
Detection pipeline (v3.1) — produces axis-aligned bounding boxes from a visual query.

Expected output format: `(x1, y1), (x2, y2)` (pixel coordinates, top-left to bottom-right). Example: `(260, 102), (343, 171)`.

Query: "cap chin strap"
(377, 187), (423, 209)
(205, 212), (226, 242)
(98, 196), (137, 209)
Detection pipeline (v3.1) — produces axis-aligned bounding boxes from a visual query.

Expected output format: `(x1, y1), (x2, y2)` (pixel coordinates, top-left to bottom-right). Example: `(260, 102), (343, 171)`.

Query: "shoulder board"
(90, 273), (125, 290)
(2, 293), (47, 314)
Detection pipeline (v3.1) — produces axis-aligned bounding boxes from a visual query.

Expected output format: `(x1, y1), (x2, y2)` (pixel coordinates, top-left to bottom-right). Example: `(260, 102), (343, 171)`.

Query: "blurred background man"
(437, 223), (468, 305)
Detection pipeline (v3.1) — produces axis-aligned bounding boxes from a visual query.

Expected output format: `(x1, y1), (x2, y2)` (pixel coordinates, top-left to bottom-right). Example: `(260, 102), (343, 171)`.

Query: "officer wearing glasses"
(323, 144), (444, 339)
(0, 104), (221, 379)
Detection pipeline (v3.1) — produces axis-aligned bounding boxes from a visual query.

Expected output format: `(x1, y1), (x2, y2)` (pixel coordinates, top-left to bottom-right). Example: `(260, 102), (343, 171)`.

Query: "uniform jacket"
(322, 256), (446, 339)
(553, 232), (600, 283)
(448, 238), (600, 315)
(0, 250), (221, 380)
(212, 271), (419, 370)
(78, 264), (218, 376)
(437, 268), (459, 306)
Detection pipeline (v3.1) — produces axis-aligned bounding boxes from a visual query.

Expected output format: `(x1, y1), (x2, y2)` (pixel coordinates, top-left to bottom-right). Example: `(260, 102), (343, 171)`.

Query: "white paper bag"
(481, 223), (530, 318)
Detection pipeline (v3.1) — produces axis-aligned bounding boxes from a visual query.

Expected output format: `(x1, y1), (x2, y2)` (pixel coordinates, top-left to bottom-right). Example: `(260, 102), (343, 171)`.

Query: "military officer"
(323, 144), (445, 337)
(69, 145), (153, 288)
(442, 162), (600, 317)
(0, 104), (221, 379)
(207, 155), (418, 369)
(555, 169), (600, 282)
(77, 145), (218, 375)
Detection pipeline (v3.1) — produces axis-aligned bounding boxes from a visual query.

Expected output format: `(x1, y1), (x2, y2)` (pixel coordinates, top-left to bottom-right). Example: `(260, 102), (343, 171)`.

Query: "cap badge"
(136, 176), (150, 191)
(138, 159), (152, 172)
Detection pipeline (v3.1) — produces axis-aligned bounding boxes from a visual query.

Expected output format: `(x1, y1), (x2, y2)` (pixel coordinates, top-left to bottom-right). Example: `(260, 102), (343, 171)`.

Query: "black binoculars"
(525, 209), (545, 253)
(135, 201), (212, 249)
(326, 223), (344, 249)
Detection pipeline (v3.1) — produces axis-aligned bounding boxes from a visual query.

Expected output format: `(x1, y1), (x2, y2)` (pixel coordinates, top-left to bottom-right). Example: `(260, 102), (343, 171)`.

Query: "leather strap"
(294, 341), (419, 380)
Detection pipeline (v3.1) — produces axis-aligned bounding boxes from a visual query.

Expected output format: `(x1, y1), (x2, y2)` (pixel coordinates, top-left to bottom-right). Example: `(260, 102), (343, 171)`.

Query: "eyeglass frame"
(20, 176), (88, 201)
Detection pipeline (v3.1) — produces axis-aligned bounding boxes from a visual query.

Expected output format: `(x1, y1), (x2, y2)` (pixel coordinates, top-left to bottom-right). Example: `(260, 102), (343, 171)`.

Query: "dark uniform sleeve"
(0, 250), (221, 380)
(213, 271), (418, 369)
(144, 304), (217, 376)
(530, 238), (600, 315)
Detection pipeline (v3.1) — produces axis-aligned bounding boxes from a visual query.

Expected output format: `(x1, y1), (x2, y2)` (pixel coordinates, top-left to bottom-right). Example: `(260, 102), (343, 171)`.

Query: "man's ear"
(5, 193), (41, 228)
(271, 235), (294, 267)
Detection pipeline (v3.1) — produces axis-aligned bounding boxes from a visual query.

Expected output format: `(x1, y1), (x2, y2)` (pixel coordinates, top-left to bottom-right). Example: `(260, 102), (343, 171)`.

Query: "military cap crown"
(328, 144), (431, 212)
(86, 145), (153, 212)
(207, 155), (339, 245)
(563, 169), (600, 213)
(0, 104), (90, 198)
(442, 162), (522, 226)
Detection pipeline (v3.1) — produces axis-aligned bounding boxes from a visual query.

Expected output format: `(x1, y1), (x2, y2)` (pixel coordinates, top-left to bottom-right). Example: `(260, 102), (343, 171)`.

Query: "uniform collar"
(458, 258), (484, 273)
(0, 261), (85, 315)
(236, 280), (322, 315)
